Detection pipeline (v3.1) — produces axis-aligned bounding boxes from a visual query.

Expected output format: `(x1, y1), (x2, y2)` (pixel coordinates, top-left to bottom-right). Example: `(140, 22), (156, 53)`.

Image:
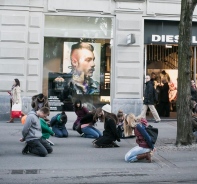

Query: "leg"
(138, 105), (148, 119)
(52, 127), (63, 138)
(26, 139), (48, 157)
(82, 127), (100, 138)
(92, 127), (102, 137)
(40, 138), (53, 154)
(124, 146), (151, 162)
(61, 127), (68, 137)
(148, 105), (161, 122)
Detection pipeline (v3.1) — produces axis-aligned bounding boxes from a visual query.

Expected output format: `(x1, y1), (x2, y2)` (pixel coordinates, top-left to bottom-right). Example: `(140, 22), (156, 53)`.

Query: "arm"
(50, 114), (58, 127)
(40, 118), (54, 135)
(16, 86), (21, 104)
(82, 106), (89, 114)
(136, 124), (154, 150)
(22, 115), (33, 140)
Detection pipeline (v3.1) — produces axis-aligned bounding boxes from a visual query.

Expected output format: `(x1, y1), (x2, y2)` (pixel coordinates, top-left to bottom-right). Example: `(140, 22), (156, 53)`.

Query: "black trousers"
(27, 138), (53, 157)
(158, 102), (170, 117)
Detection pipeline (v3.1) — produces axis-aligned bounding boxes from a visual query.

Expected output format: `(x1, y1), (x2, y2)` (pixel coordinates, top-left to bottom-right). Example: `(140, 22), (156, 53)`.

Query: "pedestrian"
(7, 78), (23, 123)
(124, 117), (155, 163)
(31, 93), (50, 122)
(50, 111), (68, 138)
(20, 107), (53, 157)
(92, 104), (120, 148)
(158, 78), (170, 117)
(31, 93), (50, 111)
(73, 99), (89, 134)
(80, 108), (102, 138)
(138, 75), (161, 123)
(40, 118), (55, 146)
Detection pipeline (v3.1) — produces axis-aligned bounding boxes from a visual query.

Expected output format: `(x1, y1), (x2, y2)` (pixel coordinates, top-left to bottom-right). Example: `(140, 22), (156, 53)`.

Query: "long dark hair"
(14, 78), (20, 87)
(104, 111), (118, 125)
(74, 99), (82, 110)
(60, 111), (67, 123)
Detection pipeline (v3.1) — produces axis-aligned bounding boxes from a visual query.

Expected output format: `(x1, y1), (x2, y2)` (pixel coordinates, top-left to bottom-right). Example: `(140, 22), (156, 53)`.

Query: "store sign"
(152, 35), (197, 43)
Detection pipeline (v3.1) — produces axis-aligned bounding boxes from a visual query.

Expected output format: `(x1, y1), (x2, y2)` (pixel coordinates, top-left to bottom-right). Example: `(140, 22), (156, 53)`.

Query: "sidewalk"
(0, 118), (197, 183)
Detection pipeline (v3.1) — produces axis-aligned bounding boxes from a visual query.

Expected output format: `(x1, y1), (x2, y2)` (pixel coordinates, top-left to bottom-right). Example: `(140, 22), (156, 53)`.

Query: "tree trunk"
(176, 0), (197, 145)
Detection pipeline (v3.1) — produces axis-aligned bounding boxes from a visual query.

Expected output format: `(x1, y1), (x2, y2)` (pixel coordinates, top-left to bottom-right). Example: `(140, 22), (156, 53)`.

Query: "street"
(0, 118), (197, 184)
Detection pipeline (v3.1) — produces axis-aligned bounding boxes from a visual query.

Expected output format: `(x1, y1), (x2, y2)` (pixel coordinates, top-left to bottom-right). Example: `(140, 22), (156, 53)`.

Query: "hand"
(20, 138), (24, 142)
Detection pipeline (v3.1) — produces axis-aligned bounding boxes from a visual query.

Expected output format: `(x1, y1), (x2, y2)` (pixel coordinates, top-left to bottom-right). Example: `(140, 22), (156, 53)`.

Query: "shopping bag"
(11, 103), (22, 118)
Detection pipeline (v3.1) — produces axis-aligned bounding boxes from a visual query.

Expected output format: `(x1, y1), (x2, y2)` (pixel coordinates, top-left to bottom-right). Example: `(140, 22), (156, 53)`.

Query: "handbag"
(11, 103), (22, 118)
(145, 125), (158, 144)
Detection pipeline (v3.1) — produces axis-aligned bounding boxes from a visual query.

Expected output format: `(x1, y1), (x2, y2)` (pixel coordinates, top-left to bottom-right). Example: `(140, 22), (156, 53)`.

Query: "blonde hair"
(123, 113), (137, 137)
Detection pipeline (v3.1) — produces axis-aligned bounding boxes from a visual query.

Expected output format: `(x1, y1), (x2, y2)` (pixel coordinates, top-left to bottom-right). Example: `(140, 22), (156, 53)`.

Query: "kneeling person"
(20, 107), (53, 157)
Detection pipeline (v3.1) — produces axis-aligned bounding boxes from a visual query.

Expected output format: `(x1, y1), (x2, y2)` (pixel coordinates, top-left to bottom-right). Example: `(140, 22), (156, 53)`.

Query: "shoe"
(80, 133), (85, 137)
(154, 120), (160, 123)
(112, 141), (120, 147)
(22, 143), (29, 154)
(6, 118), (14, 123)
(46, 139), (54, 146)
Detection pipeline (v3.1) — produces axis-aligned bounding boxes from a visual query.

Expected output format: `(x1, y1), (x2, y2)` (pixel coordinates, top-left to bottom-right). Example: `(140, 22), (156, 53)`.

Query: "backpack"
(145, 125), (158, 144)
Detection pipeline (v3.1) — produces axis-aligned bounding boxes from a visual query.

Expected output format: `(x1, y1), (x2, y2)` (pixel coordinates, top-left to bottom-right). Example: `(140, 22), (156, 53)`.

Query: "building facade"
(1, 0), (197, 119)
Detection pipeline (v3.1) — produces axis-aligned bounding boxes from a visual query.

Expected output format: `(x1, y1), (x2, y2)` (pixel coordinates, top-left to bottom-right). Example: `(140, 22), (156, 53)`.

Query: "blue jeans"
(81, 126), (102, 138)
(125, 146), (151, 162)
(52, 127), (68, 138)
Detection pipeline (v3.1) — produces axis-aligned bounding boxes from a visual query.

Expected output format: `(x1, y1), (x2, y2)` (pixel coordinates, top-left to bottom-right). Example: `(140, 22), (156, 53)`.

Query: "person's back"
(50, 112), (68, 138)
(31, 93), (49, 111)
(20, 107), (53, 157)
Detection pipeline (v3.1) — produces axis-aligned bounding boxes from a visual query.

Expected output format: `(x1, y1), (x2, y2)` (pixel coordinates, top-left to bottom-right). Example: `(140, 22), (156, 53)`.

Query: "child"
(40, 118), (55, 146)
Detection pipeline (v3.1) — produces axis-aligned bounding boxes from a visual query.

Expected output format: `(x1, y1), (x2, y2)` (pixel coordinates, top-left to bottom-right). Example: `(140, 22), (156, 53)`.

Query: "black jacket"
(80, 113), (96, 125)
(144, 81), (156, 105)
(103, 117), (120, 142)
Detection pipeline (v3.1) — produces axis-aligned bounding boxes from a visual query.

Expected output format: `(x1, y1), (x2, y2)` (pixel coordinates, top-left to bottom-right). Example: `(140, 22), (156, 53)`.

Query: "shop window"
(43, 38), (111, 111)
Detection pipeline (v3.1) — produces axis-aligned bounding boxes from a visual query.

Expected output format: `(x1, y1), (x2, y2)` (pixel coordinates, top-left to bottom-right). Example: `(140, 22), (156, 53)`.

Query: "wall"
(0, 0), (191, 119)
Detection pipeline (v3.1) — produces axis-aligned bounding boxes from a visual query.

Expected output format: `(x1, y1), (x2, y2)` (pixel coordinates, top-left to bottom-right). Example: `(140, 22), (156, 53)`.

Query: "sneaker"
(80, 133), (85, 137)
(46, 139), (54, 146)
(154, 120), (160, 123)
(22, 143), (29, 154)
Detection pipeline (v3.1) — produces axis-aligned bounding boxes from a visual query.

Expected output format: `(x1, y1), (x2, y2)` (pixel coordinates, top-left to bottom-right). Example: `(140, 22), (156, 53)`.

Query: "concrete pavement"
(0, 115), (197, 184)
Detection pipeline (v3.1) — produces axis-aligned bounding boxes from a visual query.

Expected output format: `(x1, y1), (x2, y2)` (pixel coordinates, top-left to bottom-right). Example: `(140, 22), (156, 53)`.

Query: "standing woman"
(7, 78), (22, 123)
(92, 104), (120, 148)
(124, 117), (155, 163)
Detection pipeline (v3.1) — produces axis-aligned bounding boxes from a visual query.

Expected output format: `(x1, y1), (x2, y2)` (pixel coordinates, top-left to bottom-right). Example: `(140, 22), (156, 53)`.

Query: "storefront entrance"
(144, 19), (197, 119)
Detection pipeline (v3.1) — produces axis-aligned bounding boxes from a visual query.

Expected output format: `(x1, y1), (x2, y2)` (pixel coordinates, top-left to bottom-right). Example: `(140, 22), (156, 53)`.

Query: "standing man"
(20, 107), (53, 157)
(139, 75), (161, 123)
(70, 42), (100, 95)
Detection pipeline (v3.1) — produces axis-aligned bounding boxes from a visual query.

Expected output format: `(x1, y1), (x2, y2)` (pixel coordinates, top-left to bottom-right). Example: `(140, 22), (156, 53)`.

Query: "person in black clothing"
(80, 108), (102, 138)
(138, 75), (161, 123)
(92, 104), (120, 148)
(158, 78), (170, 117)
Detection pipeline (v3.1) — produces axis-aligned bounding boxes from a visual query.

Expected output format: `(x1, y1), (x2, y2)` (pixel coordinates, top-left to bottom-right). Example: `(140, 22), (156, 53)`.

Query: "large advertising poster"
(48, 42), (101, 111)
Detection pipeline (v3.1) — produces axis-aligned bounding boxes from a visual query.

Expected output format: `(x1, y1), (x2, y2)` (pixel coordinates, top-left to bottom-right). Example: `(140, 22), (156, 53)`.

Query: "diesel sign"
(152, 35), (197, 43)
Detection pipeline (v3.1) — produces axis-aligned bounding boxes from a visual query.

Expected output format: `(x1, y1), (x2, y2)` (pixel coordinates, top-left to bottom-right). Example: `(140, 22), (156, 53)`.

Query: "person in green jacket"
(40, 118), (55, 146)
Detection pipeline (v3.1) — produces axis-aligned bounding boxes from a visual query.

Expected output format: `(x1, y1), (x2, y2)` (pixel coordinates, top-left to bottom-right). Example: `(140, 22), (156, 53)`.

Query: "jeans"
(52, 127), (68, 138)
(27, 138), (53, 157)
(81, 126), (102, 138)
(125, 146), (151, 162)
